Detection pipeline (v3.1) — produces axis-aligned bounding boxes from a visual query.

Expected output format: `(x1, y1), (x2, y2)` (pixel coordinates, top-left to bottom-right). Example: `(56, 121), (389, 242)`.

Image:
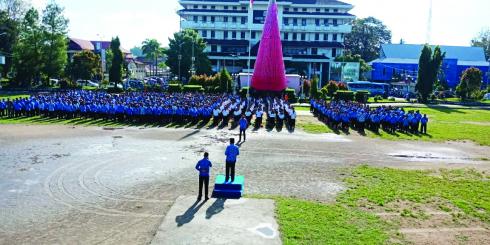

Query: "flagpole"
(247, 0), (253, 98)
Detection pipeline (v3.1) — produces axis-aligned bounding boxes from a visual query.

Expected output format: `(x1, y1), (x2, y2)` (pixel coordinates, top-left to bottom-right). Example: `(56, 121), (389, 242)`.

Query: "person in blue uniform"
(224, 138), (240, 183)
(420, 114), (428, 134)
(195, 152), (212, 201)
(238, 115), (248, 142)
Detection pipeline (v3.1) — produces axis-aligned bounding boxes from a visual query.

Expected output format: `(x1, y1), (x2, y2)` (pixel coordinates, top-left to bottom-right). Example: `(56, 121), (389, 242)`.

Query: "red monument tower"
(250, 0), (287, 92)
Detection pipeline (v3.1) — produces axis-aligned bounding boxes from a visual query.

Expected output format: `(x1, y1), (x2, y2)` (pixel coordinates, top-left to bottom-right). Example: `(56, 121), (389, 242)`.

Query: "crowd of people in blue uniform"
(310, 99), (429, 134)
(0, 91), (297, 131)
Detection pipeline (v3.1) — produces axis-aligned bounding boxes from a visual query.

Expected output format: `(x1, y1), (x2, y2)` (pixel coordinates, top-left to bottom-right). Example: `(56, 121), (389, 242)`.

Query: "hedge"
(354, 90), (370, 103)
(334, 91), (355, 101)
(183, 85), (204, 93)
(168, 84), (182, 93)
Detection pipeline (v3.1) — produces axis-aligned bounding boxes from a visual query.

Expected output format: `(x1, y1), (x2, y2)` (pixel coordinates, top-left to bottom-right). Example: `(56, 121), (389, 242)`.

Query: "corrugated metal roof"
(69, 38), (95, 50)
(381, 44), (487, 62)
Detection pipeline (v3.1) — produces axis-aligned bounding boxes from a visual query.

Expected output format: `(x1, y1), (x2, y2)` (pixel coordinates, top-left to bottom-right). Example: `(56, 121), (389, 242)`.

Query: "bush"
(310, 76), (320, 99)
(168, 80), (182, 85)
(107, 87), (124, 94)
(183, 85), (204, 93)
(388, 97), (396, 102)
(355, 91), (370, 103)
(168, 84), (182, 93)
(285, 88), (297, 103)
(334, 91), (355, 101)
(325, 81), (339, 97)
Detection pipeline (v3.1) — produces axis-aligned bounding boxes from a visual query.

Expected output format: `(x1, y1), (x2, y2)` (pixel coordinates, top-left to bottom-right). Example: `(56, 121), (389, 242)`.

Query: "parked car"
(108, 82), (123, 89)
(484, 93), (490, 100)
(76, 80), (99, 87)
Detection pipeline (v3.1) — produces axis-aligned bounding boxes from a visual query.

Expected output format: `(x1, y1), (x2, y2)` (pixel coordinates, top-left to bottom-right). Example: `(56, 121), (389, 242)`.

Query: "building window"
(224, 31), (229, 39)
(333, 34), (338, 41)
(193, 5), (198, 9)
(324, 33), (328, 41)
(211, 16), (215, 23)
(211, 6), (215, 10)
(315, 19), (320, 26)
(293, 8), (298, 12)
(284, 33), (289, 40)
(232, 31), (236, 39)
(242, 6), (246, 10)
(302, 19), (307, 26)
(332, 48), (337, 57)
(301, 33), (306, 41)
(233, 6), (237, 10)
(252, 31), (256, 39)
(333, 19), (338, 26)
(232, 17), (237, 23)
(224, 6), (228, 10)
(293, 18), (298, 26)
(324, 19), (329, 25)
(211, 45), (217, 52)
(284, 18), (289, 25)
(284, 8), (289, 12)
(241, 17), (246, 24)
(334, 9), (338, 13)
(202, 16), (207, 22)
(202, 5), (207, 9)
(211, 31), (215, 38)
(315, 33), (319, 41)
(224, 16), (228, 22)
(193, 16), (198, 22)
(311, 48), (318, 55)
(241, 32), (245, 39)
(293, 33), (297, 40)
(316, 8), (321, 12)
(202, 30), (207, 38)
(302, 8), (307, 12)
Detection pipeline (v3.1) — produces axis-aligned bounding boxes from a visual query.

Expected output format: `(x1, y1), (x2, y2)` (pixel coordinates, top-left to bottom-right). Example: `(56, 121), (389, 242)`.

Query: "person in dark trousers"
(225, 138), (240, 183)
(195, 152), (213, 200)
(239, 115), (248, 142)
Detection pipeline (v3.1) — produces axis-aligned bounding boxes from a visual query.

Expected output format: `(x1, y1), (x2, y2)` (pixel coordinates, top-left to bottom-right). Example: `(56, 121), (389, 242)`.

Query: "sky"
(30, 0), (490, 49)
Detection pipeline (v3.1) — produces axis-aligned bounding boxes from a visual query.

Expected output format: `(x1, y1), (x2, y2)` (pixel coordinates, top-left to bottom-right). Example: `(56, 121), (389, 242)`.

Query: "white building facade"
(178, 0), (355, 86)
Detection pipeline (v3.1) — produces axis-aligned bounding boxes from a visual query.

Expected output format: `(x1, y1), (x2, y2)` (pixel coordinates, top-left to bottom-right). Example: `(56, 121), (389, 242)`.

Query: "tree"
(0, 0), (28, 20)
(309, 76), (320, 99)
(0, 0), (28, 77)
(109, 37), (123, 87)
(334, 52), (371, 80)
(12, 8), (43, 87)
(219, 68), (232, 93)
(456, 67), (483, 100)
(67, 50), (101, 81)
(40, 2), (68, 82)
(416, 45), (445, 103)
(324, 80), (339, 98)
(142, 39), (162, 76)
(471, 28), (490, 60)
(165, 29), (211, 81)
(344, 17), (392, 62)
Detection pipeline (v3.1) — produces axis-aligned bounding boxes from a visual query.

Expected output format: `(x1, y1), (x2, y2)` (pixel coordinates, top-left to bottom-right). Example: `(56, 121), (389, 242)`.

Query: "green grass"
(296, 121), (332, 134)
(293, 106), (310, 111)
(366, 107), (490, 146)
(276, 197), (389, 245)
(0, 94), (30, 100)
(338, 166), (490, 223)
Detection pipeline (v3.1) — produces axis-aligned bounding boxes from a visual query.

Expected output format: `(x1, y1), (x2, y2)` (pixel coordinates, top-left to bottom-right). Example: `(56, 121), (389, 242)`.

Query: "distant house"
(67, 38), (95, 60)
(128, 60), (146, 80)
(370, 44), (490, 88)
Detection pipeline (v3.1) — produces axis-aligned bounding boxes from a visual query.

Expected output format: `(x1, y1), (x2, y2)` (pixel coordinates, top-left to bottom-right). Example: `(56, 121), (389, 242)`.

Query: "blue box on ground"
(212, 175), (244, 199)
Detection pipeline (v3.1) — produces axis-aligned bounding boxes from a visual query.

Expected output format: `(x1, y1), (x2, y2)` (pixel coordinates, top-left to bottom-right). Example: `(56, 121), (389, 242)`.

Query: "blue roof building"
(370, 44), (490, 88)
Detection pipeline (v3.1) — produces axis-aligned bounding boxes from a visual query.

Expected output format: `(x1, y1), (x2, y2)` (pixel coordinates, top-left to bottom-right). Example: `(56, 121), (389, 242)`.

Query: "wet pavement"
(0, 124), (489, 244)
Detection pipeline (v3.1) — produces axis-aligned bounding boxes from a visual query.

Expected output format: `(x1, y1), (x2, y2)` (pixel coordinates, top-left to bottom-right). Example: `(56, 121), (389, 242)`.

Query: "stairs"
(212, 175), (244, 199)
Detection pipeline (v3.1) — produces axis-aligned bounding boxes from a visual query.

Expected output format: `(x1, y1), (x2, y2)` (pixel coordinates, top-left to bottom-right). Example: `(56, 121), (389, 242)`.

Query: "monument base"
(212, 175), (244, 199)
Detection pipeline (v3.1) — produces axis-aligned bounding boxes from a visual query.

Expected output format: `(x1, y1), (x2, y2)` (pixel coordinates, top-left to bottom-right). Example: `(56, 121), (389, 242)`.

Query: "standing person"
(225, 138), (240, 183)
(289, 108), (297, 131)
(420, 114), (428, 134)
(195, 152), (212, 201)
(239, 115), (248, 142)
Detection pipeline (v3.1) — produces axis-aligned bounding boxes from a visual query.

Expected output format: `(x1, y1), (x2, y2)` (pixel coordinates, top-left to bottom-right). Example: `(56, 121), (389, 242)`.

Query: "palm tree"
(142, 39), (161, 76)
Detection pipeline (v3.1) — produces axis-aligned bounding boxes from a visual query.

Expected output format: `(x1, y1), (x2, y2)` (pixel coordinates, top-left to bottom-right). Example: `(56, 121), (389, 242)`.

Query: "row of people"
(310, 99), (429, 134)
(0, 91), (297, 131)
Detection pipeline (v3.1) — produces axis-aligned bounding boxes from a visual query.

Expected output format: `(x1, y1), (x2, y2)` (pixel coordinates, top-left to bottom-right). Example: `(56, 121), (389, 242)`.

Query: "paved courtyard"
(1, 124), (489, 244)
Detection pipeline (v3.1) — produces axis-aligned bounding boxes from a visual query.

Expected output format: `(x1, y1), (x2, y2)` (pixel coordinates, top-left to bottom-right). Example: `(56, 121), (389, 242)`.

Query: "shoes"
(205, 196), (209, 201)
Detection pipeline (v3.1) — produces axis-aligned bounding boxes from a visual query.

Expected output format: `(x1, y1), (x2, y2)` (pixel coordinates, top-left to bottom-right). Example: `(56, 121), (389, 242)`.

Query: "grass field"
(267, 166), (490, 244)
(366, 107), (490, 146)
(0, 94), (30, 100)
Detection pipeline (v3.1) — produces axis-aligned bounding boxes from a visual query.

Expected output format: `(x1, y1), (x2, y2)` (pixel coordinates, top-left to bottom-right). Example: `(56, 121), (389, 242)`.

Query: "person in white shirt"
(267, 109), (276, 129)
(289, 108), (297, 131)
(255, 108), (264, 128)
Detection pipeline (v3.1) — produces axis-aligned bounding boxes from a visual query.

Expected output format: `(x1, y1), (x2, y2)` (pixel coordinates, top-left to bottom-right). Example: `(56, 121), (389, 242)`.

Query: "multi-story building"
(178, 0), (355, 85)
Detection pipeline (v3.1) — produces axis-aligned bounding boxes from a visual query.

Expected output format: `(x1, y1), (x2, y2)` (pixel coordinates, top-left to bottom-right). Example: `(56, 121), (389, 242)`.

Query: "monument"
(250, 0), (287, 94)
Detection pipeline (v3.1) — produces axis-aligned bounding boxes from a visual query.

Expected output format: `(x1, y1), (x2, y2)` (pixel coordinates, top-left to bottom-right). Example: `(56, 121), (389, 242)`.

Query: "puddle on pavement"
(388, 151), (474, 162)
(249, 223), (277, 239)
